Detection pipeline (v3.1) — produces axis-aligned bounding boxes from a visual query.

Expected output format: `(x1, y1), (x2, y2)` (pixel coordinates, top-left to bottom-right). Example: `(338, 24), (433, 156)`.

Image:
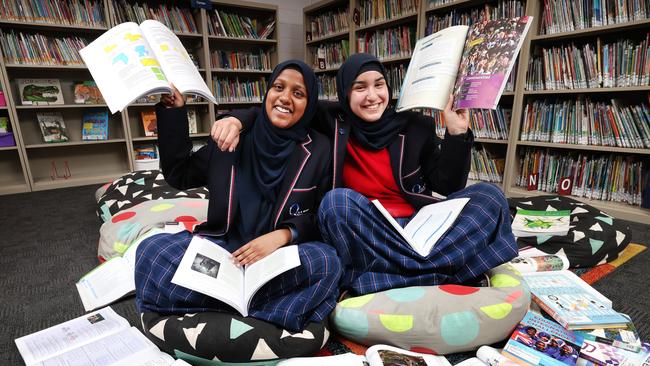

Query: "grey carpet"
(0, 184), (648, 365)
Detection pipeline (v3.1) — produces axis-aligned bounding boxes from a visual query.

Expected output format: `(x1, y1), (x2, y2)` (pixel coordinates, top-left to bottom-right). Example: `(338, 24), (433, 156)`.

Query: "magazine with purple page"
(396, 17), (532, 112)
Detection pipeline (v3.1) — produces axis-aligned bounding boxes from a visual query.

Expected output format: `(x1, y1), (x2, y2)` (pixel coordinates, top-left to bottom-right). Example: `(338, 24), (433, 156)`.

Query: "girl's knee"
(299, 243), (342, 278)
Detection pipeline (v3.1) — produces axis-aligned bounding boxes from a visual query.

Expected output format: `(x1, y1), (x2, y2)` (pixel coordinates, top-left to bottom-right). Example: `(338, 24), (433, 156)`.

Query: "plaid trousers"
(317, 182), (517, 296)
(134, 231), (342, 331)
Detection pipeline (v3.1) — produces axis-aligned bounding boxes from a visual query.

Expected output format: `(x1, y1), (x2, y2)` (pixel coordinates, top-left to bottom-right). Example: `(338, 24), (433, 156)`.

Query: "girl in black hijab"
(134, 60), (341, 334)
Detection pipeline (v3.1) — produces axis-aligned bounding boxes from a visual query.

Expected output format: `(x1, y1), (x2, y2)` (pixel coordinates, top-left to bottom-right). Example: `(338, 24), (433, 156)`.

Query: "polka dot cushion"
(330, 263), (530, 355)
(140, 312), (329, 364)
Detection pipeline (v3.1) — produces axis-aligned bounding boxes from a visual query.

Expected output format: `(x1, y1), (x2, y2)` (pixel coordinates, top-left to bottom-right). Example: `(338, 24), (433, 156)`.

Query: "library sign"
(527, 174), (573, 196)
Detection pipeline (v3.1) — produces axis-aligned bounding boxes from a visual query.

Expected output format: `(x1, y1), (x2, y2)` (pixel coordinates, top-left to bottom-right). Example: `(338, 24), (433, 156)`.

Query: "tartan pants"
(317, 182), (517, 296)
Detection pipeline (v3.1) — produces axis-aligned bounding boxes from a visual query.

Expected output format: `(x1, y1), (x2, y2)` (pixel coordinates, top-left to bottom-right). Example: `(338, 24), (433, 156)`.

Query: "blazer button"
(338, 128), (345, 135)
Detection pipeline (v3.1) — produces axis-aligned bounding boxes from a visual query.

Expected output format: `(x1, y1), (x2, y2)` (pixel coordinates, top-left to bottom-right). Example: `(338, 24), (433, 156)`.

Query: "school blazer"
(230, 101), (473, 210)
(156, 104), (332, 244)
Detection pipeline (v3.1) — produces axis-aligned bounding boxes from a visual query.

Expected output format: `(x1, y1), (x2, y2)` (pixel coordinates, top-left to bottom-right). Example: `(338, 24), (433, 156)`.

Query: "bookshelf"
(303, 0), (650, 224)
(0, 0), (278, 195)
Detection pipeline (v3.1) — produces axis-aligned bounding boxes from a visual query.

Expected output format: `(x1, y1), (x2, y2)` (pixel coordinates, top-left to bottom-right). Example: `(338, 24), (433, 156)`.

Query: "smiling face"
(348, 70), (389, 122)
(265, 68), (308, 129)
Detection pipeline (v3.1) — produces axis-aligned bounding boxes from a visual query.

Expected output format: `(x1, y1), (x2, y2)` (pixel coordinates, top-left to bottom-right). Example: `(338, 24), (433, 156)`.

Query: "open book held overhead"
(79, 20), (216, 114)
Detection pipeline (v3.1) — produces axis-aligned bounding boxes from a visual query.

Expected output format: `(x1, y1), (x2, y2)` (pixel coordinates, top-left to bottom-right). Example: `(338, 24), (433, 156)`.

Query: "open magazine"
(396, 17), (532, 111)
(277, 344), (451, 366)
(79, 20), (216, 113)
(14, 307), (188, 366)
(171, 236), (301, 317)
(371, 198), (470, 257)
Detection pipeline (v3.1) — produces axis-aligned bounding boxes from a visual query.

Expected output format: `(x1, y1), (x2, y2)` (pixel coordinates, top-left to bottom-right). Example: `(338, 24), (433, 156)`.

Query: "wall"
(253, 0), (313, 61)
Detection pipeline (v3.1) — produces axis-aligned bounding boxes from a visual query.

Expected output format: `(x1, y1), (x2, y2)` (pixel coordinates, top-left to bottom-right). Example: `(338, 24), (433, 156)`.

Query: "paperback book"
(577, 341), (650, 366)
(79, 20), (216, 113)
(141, 109), (157, 136)
(522, 271), (629, 330)
(73, 80), (105, 104)
(17, 79), (64, 105)
(187, 107), (198, 134)
(501, 311), (583, 366)
(81, 111), (109, 141)
(511, 209), (571, 237)
(396, 17), (532, 111)
(37, 112), (69, 143)
(171, 236), (301, 317)
(509, 254), (570, 273)
(277, 344), (451, 366)
(574, 314), (642, 353)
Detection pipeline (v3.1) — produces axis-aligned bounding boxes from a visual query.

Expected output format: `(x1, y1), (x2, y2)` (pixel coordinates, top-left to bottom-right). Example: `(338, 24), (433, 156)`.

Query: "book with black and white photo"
(36, 112), (69, 143)
(79, 20), (216, 113)
(371, 197), (470, 257)
(396, 17), (532, 111)
(277, 344), (451, 366)
(170, 235), (301, 317)
(14, 306), (186, 366)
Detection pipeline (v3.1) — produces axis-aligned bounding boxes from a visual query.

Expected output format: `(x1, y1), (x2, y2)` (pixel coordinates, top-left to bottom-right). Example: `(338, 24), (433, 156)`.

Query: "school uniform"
(134, 61), (341, 332)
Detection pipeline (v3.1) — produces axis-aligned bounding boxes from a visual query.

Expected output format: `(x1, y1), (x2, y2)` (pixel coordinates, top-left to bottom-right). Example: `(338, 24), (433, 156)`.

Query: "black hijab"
(236, 60), (318, 243)
(336, 53), (407, 150)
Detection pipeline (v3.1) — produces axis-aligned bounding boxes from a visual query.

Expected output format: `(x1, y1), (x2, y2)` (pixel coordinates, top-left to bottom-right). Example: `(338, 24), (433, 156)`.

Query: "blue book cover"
(81, 111), (109, 141)
(578, 341), (650, 366)
(502, 311), (584, 366)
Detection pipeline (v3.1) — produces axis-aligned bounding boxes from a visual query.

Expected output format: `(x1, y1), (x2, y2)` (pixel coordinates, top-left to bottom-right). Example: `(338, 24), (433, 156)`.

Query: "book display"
(0, 0), (278, 194)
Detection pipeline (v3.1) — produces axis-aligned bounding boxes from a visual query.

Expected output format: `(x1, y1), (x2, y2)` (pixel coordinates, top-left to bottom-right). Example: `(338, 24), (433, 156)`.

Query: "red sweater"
(342, 139), (415, 218)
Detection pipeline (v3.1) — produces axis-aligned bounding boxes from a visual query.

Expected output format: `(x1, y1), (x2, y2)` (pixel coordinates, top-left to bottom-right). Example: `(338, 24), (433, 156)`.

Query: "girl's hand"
(160, 84), (185, 108)
(232, 229), (292, 266)
(443, 94), (470, 135)
(211, 117), (243, 152)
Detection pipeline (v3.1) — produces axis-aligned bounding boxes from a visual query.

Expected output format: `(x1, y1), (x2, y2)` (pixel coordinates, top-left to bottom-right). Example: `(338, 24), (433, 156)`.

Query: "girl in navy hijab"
(134, 60), (341, 333)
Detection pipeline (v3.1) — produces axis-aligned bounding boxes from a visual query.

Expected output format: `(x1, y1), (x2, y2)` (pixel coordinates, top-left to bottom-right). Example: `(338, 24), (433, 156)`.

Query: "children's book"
(141, 109), (157, 136)
(187, 107), (198, 134)
(14, 306), (181, 366)
(37, 112), (69, 143)
(0, 116), (8, 133)
(371, 197), (470, 257)
(81, 111), (109, 140)
(396, 17), (532, 112)
(79, 20), (216, 114)
(574, 314), (642, 353)
(522, 271), (629, 330)
(501, 311), (584, 366)
(277, 344), (451, 366)
(170, 235), (301, 317)
(511, 209), (570, 237)
(509, 254), (570, 273)
(73, 80), (105, 104)
(134, 144), (158, 160)
(577, 341), (650, 366)
(17, 79), (64, 105)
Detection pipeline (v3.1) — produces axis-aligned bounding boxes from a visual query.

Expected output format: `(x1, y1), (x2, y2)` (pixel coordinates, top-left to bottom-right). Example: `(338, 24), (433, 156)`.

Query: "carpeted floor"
(0, 184), (648, 365)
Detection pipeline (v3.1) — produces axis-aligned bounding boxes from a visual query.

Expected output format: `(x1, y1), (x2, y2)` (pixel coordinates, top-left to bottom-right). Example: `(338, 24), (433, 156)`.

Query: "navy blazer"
(156, 104), (332, 244)
(230, 101), (473, 210)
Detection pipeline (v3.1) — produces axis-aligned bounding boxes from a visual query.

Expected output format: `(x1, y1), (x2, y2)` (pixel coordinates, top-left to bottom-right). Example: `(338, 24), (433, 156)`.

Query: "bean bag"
(140, 312), (329, 364)
(508, 195), (632, 267)
(330, 263), (530, 355)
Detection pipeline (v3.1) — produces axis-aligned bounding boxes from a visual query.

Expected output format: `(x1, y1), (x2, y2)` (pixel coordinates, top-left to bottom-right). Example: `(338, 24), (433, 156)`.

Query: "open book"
(396, 17), (532, 111)
(171, 236), (301, 317)
(79, 20), (216, 114)
(277, 344), (451, 366)
(372, 197), (470, 257)
(14, 306), (188, 366)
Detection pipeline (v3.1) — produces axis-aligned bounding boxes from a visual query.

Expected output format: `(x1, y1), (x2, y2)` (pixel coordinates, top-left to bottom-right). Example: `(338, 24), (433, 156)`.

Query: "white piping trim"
(402, 166), (421, 179)
(292, 186), (317, 192)
(226, 165), (235, 232)
(332, 118), (339, 188)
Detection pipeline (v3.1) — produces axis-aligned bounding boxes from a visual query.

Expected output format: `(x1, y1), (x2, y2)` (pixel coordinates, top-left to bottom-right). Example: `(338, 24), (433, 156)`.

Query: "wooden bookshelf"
(0, 0), (278, 195)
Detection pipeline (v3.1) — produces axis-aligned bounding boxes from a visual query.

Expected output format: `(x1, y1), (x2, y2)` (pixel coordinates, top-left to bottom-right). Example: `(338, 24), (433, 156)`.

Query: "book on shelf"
(37, 112), (70, 143)
(17, 79), (64, 106)
(501, 311), (584, 366)
(396, 17), (532, 112)
(0, 116), (8, 133)
(511, 209), (571, 237)
(81, 111), (109, 141)
(522, 270), (629, 330)
(0, 90), (6, 106)
(574, 314), (642, 353)
(72, 81), (104, 105)
(277, 344), (451, 366)
(371, 197), (470, 257)
(170, 235), (301, 317)
(14, 306), (186, 366)
(79, 20), (216, 114)
(187, 107), (198, 134)
(578, 341), (650, 366)
(141, 110), (157, 137)
(509, 254), (570, 273)
(134, 144), (158, 160)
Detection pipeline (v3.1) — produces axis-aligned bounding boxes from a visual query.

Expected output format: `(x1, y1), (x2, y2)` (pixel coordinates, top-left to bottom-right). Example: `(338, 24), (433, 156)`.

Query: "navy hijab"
(336, 53), (407, 150)
(235, 60), (318, 244)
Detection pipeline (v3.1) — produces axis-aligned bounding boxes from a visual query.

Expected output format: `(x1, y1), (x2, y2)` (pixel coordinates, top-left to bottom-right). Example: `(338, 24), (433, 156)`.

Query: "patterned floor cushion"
(508, 195), (632, 267)
(140, 312), (329, 364)
(330, 263), (530, 355)
(96, 170), (209, 222)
